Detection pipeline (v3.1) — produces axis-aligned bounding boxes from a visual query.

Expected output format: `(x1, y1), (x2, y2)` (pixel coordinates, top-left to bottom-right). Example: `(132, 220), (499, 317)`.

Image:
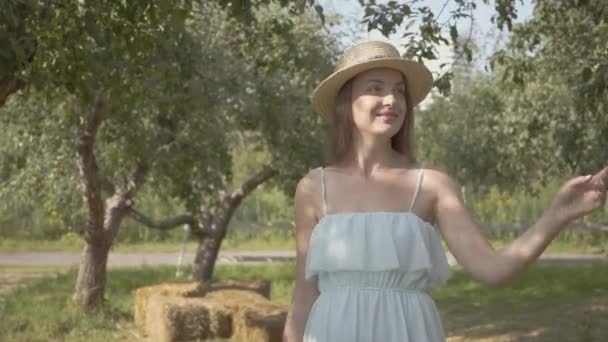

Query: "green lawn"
(436, 265), (608, 341)
(1, 264), (607, 341)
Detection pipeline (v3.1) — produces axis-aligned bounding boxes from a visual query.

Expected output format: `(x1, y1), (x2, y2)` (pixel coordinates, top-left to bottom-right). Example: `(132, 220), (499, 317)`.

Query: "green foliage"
(222, 226), (295, 250)
(0, 2), (337, 237)
(145, 1), (337, 210)
(216, 0), (324, 23)
(229, 130), (294, 226)
(0, 0), (37, 83)
(0, 94), (86, 235)
(492, 0), (608, 175)
(359, 0), (520, 95)
(0, 0), (231, 218)
(229, 3), (336, 194)
(418, 70), (537, 192)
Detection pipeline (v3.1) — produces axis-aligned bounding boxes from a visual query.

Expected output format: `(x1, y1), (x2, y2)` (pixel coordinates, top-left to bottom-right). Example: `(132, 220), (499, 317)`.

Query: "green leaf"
(581, 66), (593, 83)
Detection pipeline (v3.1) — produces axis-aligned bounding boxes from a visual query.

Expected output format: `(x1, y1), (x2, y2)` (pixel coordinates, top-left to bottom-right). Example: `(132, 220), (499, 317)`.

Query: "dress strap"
(408, 169), (424, 211)
(320, 167), (327, 216)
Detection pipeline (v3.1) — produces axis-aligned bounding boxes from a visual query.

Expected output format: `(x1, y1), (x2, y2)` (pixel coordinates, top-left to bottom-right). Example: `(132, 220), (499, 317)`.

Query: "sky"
(317, 0), (535, 75)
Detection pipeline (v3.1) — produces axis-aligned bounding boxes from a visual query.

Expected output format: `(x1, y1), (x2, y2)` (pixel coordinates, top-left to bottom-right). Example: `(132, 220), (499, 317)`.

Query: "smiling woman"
(329, 67), (416, 168)
(351, 69), (408, 129)
(282, 40), (608, 342)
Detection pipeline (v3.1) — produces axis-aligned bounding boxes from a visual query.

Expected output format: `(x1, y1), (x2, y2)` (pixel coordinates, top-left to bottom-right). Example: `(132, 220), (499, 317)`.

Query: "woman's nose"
(383, 93), (395, 106)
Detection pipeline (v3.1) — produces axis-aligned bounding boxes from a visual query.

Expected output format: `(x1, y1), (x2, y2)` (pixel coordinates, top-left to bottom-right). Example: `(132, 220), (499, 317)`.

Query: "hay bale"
(208, 279), (271, 299)
(204, 289), (271, 311)
(134, 282), (206, 328)
(134, 278), (273, 338)
(231, 304), (288, 342)
(203, 288), (287, 341)
(145, 295), (232, 342)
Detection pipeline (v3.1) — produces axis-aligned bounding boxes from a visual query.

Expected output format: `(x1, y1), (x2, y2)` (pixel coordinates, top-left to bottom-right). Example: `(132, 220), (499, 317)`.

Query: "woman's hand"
(548, 167), (608, 225)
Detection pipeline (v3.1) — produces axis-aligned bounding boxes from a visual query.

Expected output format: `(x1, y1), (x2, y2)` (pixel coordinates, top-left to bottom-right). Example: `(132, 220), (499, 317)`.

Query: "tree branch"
(127, 206), (195, 230)
(435, 0), (451, 21)
(227, 164), (277, 204)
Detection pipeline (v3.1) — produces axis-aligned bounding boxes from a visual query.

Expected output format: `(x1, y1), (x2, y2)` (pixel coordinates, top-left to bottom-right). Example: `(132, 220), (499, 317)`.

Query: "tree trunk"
(72, 179), (140, 305)
(73, 241), (110, 307)
(192, 234), (224, 282)
(71, 92), (146, 308)
(73, 94), (108, 308)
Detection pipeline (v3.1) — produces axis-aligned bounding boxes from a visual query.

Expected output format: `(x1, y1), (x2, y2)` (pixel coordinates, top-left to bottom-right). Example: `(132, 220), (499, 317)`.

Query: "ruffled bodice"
(305, 211), (452, 292)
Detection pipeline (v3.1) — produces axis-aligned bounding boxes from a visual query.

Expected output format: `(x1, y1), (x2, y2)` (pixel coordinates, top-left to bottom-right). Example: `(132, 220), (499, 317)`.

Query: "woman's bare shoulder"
(297, 166), (323, 186)
(294, 167), (323, 218)
(421, 167), (462, 196)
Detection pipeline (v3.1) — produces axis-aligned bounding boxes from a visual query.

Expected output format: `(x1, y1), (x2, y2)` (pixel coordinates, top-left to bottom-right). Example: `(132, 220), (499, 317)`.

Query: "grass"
(437, 265), (608, 341)
(2, 227), (608, 254)
(1, 264), (607, 341)
(484, 230), (608, 255)
(0, 265), (67, 295)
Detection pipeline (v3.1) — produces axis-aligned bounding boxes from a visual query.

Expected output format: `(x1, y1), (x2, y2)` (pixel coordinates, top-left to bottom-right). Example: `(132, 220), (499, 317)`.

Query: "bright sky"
(318, 0), (534, 75)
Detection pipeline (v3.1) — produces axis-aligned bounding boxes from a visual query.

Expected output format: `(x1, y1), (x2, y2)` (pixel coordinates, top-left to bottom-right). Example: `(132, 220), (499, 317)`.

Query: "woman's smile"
(375, 108), (399, 124)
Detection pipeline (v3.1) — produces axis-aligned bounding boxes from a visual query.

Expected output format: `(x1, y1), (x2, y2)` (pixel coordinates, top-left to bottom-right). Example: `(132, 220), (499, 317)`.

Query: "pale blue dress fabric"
(303, 167), (452, 342)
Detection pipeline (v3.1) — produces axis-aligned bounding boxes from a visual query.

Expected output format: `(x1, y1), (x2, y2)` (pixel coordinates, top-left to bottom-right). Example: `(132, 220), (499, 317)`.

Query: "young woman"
(282, 41), (607, 342)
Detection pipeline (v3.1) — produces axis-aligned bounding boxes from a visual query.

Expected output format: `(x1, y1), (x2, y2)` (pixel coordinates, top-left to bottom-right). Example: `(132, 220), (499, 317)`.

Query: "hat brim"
(311, 58), (433, 119)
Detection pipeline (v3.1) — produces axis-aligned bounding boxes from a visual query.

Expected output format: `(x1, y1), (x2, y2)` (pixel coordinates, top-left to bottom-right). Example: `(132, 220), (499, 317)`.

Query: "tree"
(125, 3), (337, 281)
(0, 0), (336, 308)
(0, 0), (231, 307)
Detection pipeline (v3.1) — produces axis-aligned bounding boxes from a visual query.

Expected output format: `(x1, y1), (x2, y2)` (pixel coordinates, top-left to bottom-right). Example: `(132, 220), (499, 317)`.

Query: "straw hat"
(311, 41), (433, 119)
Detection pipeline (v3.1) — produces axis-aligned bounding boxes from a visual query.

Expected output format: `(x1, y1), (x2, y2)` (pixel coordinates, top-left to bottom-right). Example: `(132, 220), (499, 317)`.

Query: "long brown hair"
(323, 73), (417, 166)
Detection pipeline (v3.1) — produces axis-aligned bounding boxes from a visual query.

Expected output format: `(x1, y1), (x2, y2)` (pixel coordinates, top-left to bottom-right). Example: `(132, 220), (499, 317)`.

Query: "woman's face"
(350, 68), (407, 138)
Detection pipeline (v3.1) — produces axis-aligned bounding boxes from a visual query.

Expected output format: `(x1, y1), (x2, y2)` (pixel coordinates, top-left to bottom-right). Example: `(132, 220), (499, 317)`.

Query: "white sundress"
(303, 167), (452, 342)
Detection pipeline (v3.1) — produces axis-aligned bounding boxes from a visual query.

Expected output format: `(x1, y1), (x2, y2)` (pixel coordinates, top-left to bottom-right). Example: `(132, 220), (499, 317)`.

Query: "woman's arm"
(429, 168), (607, 287)
(283, 171), (321, 342)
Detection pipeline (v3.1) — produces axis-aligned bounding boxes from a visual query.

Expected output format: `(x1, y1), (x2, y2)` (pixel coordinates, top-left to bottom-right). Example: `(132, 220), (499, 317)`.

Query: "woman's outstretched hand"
(548, 167), (608, 225)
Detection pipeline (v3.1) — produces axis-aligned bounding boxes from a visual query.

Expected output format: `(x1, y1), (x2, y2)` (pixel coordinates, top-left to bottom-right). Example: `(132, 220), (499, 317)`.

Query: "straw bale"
(134, 278), (274, 339)
(204, 289), (271, 312)
(134, 282), (206, 328)
(203, 287), (288, 341)
(145, 295), (232, 342)
(208, 279), (271, 299)
(231, 304), (288, 342)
